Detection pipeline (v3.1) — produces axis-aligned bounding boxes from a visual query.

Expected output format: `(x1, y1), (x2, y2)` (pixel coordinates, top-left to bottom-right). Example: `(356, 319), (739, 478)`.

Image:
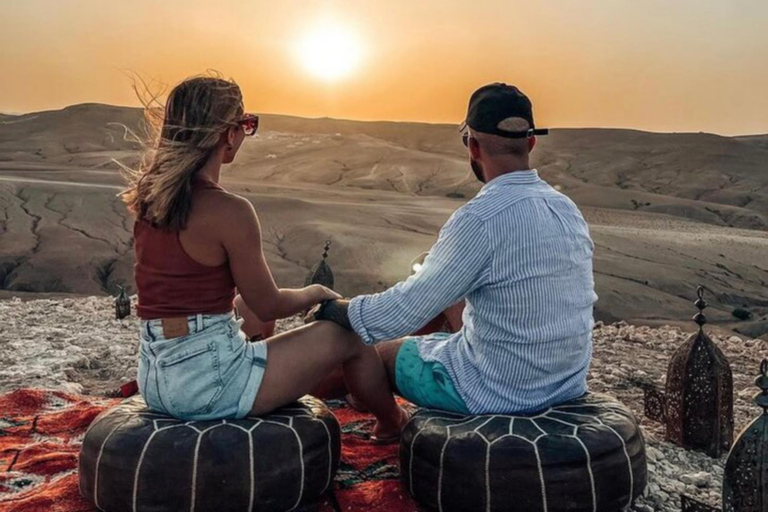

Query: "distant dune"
(1, 104), (767, 338)
(737, 134), (768, 152)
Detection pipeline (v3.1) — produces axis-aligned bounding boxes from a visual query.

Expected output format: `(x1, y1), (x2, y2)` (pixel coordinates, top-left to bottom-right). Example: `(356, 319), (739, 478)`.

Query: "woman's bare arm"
(219, 196), (339, 321)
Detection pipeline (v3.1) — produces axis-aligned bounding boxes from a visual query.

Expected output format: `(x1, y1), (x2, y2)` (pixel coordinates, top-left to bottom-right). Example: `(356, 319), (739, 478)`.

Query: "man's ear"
(528, 136), (537, 152)
(469, 137), (482, 160)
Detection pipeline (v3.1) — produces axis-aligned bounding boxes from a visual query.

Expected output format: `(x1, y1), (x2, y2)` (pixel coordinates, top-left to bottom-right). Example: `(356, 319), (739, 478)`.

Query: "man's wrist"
(316, 299), (353, 331)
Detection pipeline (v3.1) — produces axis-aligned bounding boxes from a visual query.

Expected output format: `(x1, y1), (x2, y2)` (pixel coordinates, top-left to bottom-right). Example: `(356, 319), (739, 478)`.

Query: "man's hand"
(410, 252), (429, 275)
(305, 299), (353, 331)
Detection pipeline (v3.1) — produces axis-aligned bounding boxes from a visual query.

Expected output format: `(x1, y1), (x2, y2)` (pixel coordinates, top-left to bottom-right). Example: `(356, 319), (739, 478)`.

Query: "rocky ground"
(1, 296), (766, 511)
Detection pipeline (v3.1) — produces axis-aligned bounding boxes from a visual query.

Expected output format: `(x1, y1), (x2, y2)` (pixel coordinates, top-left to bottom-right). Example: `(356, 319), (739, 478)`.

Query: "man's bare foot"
(370, 407), (411, 444)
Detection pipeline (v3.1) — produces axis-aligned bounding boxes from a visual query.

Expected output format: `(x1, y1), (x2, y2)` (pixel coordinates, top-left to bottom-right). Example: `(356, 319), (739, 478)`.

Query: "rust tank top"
(134, 179), (236, 319)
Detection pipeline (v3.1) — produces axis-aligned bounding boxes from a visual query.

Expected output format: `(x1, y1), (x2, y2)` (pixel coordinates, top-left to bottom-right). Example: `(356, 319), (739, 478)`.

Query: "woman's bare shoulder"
(192, 188), (258, 229)
(200, 188), (254, 212)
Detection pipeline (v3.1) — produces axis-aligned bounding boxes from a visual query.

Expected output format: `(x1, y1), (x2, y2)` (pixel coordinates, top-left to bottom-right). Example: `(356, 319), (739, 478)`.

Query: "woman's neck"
(197, 157), (222, 184)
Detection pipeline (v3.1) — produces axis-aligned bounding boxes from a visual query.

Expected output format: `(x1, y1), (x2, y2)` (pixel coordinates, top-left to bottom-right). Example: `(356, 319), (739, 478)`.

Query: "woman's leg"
(310, 366), (348, 399)
(235, 294), (276, 340)
(308, 340), (403, 411)
(250, 321), (407, 438)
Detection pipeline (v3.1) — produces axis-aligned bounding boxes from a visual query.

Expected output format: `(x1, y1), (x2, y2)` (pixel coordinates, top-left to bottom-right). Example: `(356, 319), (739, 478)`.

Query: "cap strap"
(458, 123), (549, 139)
(491, 128), (549, 139)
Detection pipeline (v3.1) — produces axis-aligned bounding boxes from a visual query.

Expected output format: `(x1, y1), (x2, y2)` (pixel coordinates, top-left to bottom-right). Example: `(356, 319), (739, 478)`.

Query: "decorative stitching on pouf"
(400, 394), (647, 512)
(79, 396), (341, 512)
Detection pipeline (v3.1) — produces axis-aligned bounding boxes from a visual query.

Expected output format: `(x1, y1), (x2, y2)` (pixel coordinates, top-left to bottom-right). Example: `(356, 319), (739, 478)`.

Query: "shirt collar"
(480, 169), (540, 192)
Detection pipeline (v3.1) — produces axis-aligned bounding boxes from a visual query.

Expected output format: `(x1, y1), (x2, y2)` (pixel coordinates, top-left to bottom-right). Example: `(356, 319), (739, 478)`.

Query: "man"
(311, 83), (598, 415)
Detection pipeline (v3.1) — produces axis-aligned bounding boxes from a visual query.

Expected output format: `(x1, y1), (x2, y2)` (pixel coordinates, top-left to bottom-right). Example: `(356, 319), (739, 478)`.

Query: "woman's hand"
(309, 284), (342, 304)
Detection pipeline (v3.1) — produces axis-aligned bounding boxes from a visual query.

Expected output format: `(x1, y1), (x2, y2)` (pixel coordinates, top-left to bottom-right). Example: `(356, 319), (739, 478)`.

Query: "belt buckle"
(161, 317), (190, 339)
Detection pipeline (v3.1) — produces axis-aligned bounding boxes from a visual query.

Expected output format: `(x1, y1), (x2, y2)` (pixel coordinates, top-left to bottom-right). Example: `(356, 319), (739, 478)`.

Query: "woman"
(122, 75), (407, 441)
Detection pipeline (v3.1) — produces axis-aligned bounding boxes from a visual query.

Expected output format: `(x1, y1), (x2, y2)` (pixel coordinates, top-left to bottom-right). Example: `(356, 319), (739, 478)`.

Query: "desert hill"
(737, 134), (768, 152)
(1, 104), (767, 338)
(2, 105), (766, 230)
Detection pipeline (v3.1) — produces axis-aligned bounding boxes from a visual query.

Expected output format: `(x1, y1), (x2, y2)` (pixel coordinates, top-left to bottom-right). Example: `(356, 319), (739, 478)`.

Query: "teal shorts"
(395, 336), (470, 414)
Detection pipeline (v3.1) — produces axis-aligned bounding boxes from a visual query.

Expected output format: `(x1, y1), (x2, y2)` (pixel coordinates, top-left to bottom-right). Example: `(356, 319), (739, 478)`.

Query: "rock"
(680, 471), (712, 488)
(647, 446), (665, 462)
(738, 387), (756, 399)
(60, 381), (84, 394)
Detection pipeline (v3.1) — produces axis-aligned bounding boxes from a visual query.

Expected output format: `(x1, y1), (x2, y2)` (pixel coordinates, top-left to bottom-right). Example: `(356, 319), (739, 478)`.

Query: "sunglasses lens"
(240, 116), (259, 136)
(462, 133), (469, 147)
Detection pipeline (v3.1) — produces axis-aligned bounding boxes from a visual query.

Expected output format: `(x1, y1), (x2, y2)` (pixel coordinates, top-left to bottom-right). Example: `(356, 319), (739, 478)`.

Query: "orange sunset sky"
(2, 0), (767, 136)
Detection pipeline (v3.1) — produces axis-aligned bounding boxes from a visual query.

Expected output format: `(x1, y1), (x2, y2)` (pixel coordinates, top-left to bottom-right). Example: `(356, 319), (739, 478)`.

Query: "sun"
(297, 24), (362, 81)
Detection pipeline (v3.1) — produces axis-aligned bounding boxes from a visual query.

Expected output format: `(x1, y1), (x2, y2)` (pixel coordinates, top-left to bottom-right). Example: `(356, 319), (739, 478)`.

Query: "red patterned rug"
(0, 389), (421, 512)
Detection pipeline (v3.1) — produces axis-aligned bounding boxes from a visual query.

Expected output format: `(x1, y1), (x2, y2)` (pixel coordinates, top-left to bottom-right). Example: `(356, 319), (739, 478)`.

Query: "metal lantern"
(305, 239), (334, 289)
(643, 285), (734, 457)
(115, 285), (131, 320)
(723, 359), (768, 511)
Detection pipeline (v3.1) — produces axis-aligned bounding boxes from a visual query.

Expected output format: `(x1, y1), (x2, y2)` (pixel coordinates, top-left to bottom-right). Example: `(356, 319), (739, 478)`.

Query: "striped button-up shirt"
(348, 169), (598, 414)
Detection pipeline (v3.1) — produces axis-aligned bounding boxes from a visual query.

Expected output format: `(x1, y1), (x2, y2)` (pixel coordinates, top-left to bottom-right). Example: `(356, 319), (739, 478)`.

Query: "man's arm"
(329, 209), (490, 344)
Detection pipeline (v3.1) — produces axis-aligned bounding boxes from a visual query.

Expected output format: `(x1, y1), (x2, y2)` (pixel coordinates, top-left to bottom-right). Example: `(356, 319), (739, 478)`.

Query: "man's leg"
(308, 334), (468, 415)
(309, 340), (404, 413)
(375, 339), (406, 394)
(381, 336), (471, 415)
(443, 301), (465, 333)
(250, 321), (408, 439)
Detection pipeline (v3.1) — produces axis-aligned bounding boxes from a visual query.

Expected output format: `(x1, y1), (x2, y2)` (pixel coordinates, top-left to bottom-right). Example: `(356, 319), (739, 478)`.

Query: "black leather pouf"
(400, 393), (646, 512)
(79, 395), (341, 512)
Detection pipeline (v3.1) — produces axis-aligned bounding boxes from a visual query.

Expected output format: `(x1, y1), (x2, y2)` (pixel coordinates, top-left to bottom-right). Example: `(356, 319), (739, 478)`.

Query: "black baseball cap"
(459, 83), (549, 139)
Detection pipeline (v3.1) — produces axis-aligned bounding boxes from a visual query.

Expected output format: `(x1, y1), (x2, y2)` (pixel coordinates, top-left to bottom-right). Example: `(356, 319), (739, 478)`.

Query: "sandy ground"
(1, 105), (767, 338)
(1, 295), (766, 510)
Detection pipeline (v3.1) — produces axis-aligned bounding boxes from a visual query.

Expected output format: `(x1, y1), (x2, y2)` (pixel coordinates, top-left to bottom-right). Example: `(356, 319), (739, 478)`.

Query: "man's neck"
(484, 161), (532, 182)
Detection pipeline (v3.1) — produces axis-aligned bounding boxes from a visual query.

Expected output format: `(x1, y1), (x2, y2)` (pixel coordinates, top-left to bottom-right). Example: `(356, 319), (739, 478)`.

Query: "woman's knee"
(310, 321), (364, 359)
(303, 320), (365, 352)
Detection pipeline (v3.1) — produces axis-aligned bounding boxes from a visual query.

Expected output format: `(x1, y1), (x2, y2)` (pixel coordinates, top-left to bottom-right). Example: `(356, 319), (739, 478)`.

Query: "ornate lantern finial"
(694, 285), (708, 332)
(643, 285), (734, 457)
(115, 285), (131, 320)
(305, 239), (334, 290)
(723, 359), (768, 511)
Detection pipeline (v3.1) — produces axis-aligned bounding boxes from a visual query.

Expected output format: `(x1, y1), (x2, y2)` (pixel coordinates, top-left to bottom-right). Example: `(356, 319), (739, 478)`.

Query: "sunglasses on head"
(237, 114), (259, 136)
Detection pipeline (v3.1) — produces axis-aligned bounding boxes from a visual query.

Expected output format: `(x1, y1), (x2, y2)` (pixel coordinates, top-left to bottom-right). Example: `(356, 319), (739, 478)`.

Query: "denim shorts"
(395, 336), (470, 414)
(137, 312), (268, 421)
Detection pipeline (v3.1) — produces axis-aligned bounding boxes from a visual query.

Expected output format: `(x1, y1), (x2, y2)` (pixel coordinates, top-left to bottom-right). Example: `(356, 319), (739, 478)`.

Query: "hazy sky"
(2, 0), (768, 135)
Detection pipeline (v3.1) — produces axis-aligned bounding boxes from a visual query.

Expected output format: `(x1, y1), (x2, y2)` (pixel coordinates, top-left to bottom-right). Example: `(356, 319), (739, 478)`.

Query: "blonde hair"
(121, 74), (244, 231)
